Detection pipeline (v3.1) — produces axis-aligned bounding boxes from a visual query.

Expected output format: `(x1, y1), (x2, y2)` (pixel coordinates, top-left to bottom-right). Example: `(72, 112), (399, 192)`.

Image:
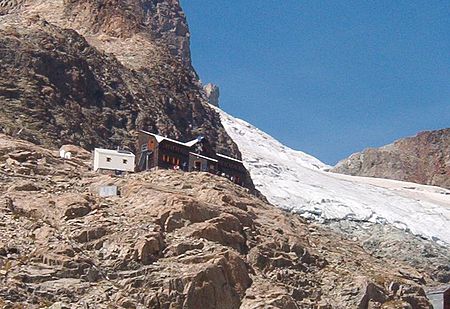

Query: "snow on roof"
(189, 152), (218, 162)
(216, 153), (243, 164)
(140, 130), (199, 148)
(140, 130), (244, 164)
(185, 138), (201, 147)
(94, 148), (135, 157)
(425, 285), (450, 295)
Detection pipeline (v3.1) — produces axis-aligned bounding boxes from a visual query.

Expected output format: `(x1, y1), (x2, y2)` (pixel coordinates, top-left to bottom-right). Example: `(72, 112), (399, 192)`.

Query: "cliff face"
(332, 128), (450, 189)
(3, 0), (192, 71)
(0, 0), (236, 157)
(0, 134), (436, 308)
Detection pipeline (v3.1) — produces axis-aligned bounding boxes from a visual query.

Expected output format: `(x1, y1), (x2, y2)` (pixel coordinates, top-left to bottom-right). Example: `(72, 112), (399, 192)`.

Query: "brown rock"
(161, 196), (220, 232)
(57, 194), (92, 220)
(134, 233), (165, 265)
(184, 251), (251, 309)
(63, 204), (91, 220)
(357, 281), (388, 309)
(189, 213), (247, 253)
(74, 226), (108, 243)
(8, 151), (36, 163)
(332, 128), (450, 189)
(165, 241), (204, 256)
(8, 182), (41, 192)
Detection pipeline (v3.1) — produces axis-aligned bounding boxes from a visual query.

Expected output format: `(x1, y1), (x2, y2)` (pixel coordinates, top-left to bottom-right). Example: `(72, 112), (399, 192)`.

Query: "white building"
(93, 148), (135, 173)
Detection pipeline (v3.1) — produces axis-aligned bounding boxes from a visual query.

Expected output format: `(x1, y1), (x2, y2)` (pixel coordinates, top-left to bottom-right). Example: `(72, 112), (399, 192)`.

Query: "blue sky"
(181, 1), (450, 164)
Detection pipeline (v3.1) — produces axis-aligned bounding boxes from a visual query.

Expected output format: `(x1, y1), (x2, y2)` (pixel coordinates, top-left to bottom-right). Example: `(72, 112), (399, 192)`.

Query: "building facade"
(93, 148), (135, 173)
(136, 130), (247, 186)
(426, 286), (450, 309)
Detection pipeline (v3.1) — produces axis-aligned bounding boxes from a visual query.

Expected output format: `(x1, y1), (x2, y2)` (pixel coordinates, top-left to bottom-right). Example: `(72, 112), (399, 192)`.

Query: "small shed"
(93, 148), (135, 173)
(99, 186), (119, 197)
(59, 149), (72, 159)
(426, 285), (450, 309)
(59, 145), (91, 160)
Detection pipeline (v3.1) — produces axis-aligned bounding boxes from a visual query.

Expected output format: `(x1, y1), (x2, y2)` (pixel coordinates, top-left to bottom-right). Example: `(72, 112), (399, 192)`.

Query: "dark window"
(106, 157), (111, 162)
(123, 159), (128, 164)
(194, 161), (201, 171)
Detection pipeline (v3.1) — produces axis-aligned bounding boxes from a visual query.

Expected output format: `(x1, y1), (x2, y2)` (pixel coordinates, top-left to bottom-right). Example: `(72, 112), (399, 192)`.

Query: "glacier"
(216, 107), (450, 245)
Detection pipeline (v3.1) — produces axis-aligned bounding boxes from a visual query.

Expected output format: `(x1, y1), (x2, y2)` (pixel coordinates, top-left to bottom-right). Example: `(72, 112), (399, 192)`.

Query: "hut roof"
(217, 153), (243, 164)
(189, 152), (218, 163)
(94, 148), (135, 158)
(140, 130), (200, 148)
(425, 285), (450, 295)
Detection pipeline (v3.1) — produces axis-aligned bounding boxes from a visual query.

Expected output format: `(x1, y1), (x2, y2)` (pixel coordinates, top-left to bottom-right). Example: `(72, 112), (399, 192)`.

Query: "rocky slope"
(0, 0), (237, 157)
(332, 129), (450, 189)
(0, 134), (439, 308)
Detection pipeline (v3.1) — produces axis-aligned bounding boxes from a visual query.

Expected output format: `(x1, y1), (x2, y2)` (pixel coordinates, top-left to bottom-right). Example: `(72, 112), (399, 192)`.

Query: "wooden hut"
(136, 130), (247, 186)
(217, 153), (247, 186)
(136, 130), (195, 171)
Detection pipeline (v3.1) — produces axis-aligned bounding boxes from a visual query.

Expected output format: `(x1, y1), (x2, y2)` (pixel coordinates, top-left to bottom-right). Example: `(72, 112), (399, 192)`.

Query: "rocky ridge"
(0, 134), (439, 308)
(0, 0), (238, 158)
(332, 128), (450, 189)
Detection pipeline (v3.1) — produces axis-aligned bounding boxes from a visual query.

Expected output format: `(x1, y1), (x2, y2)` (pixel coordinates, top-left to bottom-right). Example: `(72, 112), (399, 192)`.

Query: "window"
(194, 161), (201, 171)
(123, 159), (128, 164)
(106, 157), (111, 162)
(162, 154), (170, 162)
(148, 140), (155, 150)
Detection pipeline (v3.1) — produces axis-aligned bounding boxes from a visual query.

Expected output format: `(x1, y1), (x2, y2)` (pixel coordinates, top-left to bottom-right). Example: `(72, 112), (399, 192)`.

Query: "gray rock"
(144, 0), (193, 69)
(324, 220), (450, 284)
(204, 83), (220, 107)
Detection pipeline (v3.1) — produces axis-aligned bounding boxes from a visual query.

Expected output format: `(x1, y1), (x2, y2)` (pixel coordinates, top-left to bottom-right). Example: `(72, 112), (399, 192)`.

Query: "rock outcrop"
(0, 0), (238, 158)
(0, 134), (439, 308)
(332, 128), (450, 189)
(145, 0), (193, 69)
(204, 83), (220, 107)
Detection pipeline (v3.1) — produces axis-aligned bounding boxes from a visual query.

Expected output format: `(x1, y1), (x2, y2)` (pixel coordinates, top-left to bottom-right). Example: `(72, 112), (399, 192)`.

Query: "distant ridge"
(332, 128), (450, 189)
